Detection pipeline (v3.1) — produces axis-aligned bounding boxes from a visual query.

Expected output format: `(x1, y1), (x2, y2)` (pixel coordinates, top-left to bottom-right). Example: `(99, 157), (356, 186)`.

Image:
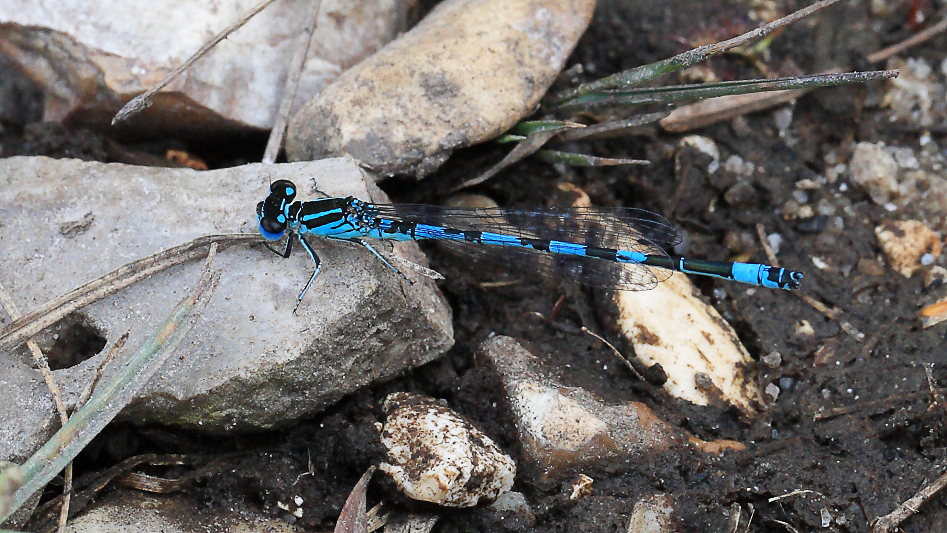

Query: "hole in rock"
(28, 312), (108, 370)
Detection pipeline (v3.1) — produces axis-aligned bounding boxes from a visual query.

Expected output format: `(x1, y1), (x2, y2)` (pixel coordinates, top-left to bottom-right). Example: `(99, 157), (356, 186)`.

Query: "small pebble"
(791, 190), (809, 203)
(724, 181), (757, 206)
(782, 200), (802, 220)
(762, 351), (782, 368)
(695, 373), (715, 391)
(778, 377), (794, 390)
(891, 147), (920, 169)
(849, 142), (899, 204)
(794, 320), (815, 337)
(723, 154), (755, 177)
(795, 178), (820, 190)
(569, 474), (594, 500)
(765, 383), (780, 401)
(875, 220), (943, 277)
(767, 233), (782, 255)
(795, 215), (828, 234)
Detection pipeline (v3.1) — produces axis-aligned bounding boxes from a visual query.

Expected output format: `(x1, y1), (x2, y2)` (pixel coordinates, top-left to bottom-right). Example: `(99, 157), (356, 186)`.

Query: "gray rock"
(286, 0), (596, 177)
(479, 336), (745, 482)
(0, 156), (453, 464)
(0, 0), (411, 130)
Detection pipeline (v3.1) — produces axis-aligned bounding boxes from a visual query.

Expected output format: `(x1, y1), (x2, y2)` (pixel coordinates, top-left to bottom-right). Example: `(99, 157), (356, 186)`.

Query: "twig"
(924, 363), (947, 416)
(794, 292), (865, 342)
(580, 326), (645, 381)
(768, 489), (819, 502)
(0, 284), (73, 533)
(866, 15), (947, 64)
(28, 454), (189, 532)
(74, 332), (130, 412)
(111, 0), (280, 124)
(813, 390), (927, 421)
(770, 519), (800, 533)
(263, 0), (324, 163)
(727, 502), (742, 533)
(755, 224), (779, 267)
(0, 233), (258, 352)
(871, 467), (947, 533)
(743, 505), (755, 533)
(0, 246), (222, 523)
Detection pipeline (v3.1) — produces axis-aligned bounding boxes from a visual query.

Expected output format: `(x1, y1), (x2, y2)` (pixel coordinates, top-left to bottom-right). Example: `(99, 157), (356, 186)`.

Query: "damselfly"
(256, 180), (802, 312)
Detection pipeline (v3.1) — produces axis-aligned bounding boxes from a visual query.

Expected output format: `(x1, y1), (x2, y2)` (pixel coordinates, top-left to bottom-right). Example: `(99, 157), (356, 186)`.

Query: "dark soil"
(4, 0), (947, 532)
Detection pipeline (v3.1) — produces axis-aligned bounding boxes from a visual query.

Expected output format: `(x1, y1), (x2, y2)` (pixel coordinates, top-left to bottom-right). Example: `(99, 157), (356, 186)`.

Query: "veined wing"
(366, 203), (682, 290)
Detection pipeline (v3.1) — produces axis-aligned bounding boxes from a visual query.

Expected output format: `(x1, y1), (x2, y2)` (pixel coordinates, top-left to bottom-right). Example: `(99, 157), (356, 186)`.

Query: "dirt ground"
(3, 0), (947, 532)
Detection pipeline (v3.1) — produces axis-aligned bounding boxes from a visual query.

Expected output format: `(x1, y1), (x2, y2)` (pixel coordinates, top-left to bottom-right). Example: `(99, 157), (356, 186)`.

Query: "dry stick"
(755, 223), (780, 267)
(923, 363), (947, 416)
(743, 505), (755, 533)
(74, 332), (130, 412)
(727, 502), (742, 533)
(866, 14), (947, 64)
(111, 0), (280, 124)
(753, 226), (865, 342)
(812, 390), (927, 421)
(793, 292), (865, 342)
(770, 519), (801, 533)
(0, 246), (222, 523)
(262, 0), (324, 163)
(28, 454), (188, 532)
(580, 326), (646, 381)
(768, 489), (818, 502)
(0, 233), (258, 352)
(871, 468), (947, 533)
(0, 285), (73, 533)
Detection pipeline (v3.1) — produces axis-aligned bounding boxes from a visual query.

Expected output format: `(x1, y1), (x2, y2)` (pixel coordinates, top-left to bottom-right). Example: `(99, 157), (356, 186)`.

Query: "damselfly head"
(257, 180), (298, 241)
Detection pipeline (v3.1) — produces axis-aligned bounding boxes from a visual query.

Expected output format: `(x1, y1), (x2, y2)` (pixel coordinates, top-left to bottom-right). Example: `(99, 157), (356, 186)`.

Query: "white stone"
(611, 274), (763, 416)
(379, 393), (515, 507)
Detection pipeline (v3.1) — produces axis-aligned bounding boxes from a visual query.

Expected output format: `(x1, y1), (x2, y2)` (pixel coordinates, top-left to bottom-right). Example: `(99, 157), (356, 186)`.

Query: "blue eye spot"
(286, 187), (295, 196)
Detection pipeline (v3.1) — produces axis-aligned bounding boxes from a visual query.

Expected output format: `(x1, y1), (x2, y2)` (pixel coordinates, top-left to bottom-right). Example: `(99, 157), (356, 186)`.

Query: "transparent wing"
(367, 203), (682, 290)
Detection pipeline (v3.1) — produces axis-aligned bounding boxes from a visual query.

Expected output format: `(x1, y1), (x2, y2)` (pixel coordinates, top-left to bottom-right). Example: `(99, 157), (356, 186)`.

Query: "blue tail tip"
(784, 270), (803, 290)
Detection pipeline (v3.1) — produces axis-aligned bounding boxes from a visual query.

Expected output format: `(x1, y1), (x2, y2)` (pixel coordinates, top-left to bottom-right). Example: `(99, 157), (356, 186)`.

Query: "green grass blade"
(554, 0), (840, 101)
(558, 70), (898, 111)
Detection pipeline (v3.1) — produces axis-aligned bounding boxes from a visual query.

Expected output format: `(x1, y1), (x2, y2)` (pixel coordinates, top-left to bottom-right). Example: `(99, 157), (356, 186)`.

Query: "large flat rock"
(0, 156), (453, 462)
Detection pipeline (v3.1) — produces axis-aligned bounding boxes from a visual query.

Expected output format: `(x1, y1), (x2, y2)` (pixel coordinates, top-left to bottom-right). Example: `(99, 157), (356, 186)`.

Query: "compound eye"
(259, 217), (287, 240)
(270, 179), (296, 201)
